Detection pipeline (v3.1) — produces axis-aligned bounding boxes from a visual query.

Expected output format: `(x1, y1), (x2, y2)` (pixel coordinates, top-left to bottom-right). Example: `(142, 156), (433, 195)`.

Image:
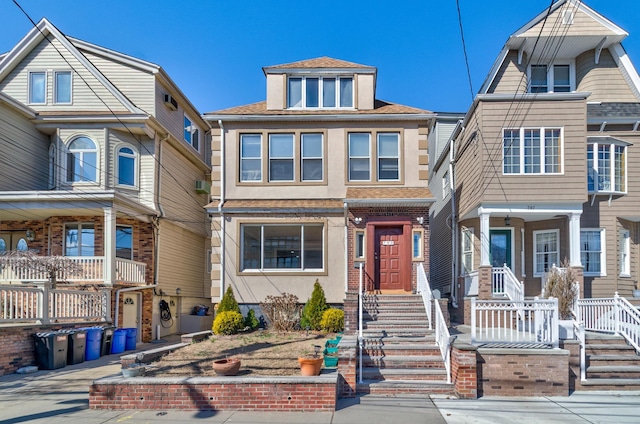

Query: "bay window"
(587, 141), (627, 193)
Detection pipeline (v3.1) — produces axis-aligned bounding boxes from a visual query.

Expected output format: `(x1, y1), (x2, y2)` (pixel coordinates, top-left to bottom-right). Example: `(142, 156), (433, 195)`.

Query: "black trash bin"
(100, 326), (115, 357)
(59, 329), (86, 365)
(34, 332), (68, 370)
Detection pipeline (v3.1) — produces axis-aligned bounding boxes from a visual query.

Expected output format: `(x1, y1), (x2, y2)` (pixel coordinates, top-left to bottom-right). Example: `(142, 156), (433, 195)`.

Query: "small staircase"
(357, 294), (454, 396)
(581, 332), (640, 390)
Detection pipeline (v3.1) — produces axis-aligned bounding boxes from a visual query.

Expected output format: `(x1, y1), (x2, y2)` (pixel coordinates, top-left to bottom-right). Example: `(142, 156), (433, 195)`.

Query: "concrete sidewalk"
(0, 337), (639, 423)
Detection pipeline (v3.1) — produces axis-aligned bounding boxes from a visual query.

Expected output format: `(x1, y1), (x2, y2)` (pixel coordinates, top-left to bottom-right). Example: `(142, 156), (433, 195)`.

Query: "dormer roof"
(263, 57), (376, 74)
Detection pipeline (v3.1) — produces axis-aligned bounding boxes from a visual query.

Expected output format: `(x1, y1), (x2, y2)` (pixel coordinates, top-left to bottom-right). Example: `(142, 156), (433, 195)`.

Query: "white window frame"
(301, 133), (323, 182)
(240, 223), (325, 272)
(377, 133), (400, 181)
(268, 133), (294, 182)
(28, 71), (47, 105)
(54, 70), (72, 104)
(581, 228), (606, 277)
(183, 115), (200, 151)
(461, 227), (474, 274)
(442, 170), (451, 199)
(503, 127), (563, 175)
(528, 62), (575, 93)
(354, 229), (365, 261)
(587, 141), (627, 194)
(533, 229), (559, 277)
(620, 229), (630, 277)
(240, 134), (262, 182)
(66, 136), (98, 183)
(64, 223), (95, 257)
(116, 145), (138, 188)
(287, 76), (354, 109)
(412, 229), (424, 261)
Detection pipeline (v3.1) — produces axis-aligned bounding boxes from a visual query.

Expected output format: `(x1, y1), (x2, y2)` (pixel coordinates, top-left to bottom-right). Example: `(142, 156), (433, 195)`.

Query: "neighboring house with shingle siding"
(204, 57), (435, 328)
(0, 19), (212, 341)
(429, 0), (640, 322)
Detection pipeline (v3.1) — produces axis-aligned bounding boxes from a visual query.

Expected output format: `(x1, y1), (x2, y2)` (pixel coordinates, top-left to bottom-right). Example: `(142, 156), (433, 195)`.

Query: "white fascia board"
(344, 198), (436, 206)
(264, 67), (376, 75)
(0, 190), (116, 202)
(156, 70), (208, 128)
(0, 92), (37, 118)
(69, 37), (160, 74)
(479, 47), (510, 95)
(476, 92), (591, 102)
(610, 44), (640, 101)
(0, 19), (49, 79)
(478, 203), (583, 215)
(202, 113), (435, 122)
(218, 208), (345, 214)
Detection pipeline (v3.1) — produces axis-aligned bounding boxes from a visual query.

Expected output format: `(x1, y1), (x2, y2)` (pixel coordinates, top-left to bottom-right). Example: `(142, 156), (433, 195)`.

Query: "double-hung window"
(67, 136), (97, 183)
(503, 128), (562, 175)
(529, 64), (572, 93)
(620, 229), (630, 277)
(240, 134), (262, 182)
(533, 230), (559, 276)
(29, 71), (46, 104)
(241, 224), (324, 271)
(54, 71), (72, 104)
(65, 223), (95, 256)
(287, 76), (353, 108)
(587, 141), (627, 193)
(301, 133), (323, 181)
(183, 116), (200, 151)
(348, 132), (401, 182)
(377, 133), (399, 180)
(269, 134), (294, 181)
(462, 228), (474, 274)
(581, 229), (605, 276)
(348, 133), (371, 181)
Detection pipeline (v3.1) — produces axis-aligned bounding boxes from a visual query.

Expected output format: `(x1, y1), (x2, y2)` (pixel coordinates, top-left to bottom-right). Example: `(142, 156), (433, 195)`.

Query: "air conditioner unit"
(163, 94), (178, 111)
(195, 180), (211, 194)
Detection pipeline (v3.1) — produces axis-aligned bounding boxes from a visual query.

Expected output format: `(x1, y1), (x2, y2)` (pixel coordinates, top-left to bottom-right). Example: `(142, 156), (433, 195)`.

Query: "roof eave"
(203, 113), (436, 122)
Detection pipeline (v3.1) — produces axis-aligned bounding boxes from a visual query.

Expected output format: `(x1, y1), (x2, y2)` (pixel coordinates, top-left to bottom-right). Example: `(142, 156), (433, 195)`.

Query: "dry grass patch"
(146, 330), (335, 377)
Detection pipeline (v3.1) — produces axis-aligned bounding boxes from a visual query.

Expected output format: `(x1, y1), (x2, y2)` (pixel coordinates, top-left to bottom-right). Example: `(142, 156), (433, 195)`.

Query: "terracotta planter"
(212, 358), (241, 376)
(298, 356), (323, 376)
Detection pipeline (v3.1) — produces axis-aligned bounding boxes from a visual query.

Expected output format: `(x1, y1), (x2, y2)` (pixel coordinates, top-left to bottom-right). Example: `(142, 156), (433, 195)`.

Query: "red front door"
(375, 227), (404, 291)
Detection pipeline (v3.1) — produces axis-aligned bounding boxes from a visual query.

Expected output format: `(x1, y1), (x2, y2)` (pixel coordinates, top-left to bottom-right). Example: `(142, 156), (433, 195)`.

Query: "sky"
(1, 0), (640, 114)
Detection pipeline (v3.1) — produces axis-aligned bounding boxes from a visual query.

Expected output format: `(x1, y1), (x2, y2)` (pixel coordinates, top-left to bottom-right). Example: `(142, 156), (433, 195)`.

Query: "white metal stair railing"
(417, 263), (451, 383)
(491, 264), (524, 302)
(358, 262), (364, 384)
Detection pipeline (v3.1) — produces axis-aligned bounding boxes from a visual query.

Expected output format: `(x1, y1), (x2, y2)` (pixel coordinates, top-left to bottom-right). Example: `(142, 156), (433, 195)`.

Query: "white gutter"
(114, 284), (157, 328)
(203, 113), (436, 122)
(218, 120), (226, 297)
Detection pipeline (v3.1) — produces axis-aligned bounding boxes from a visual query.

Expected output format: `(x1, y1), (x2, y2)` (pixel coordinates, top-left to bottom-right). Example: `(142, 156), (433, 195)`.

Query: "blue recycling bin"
(111, 329), (126, 354)
(83, 327), (103, 361)
(124, 328), (137, 350)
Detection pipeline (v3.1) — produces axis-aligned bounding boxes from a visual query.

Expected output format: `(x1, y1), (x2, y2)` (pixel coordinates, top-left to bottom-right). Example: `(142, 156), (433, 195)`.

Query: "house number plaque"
(382, 241), (395, 246)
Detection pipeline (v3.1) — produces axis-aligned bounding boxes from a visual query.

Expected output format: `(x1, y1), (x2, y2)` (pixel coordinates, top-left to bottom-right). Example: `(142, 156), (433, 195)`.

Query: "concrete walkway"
(0, 338), (639, 423)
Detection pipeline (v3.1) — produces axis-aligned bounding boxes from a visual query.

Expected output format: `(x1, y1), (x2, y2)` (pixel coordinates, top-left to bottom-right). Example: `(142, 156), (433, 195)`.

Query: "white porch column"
(104, 207), (116, 284)
(569, 212), (582, 267)
(479, 208), (491, 267)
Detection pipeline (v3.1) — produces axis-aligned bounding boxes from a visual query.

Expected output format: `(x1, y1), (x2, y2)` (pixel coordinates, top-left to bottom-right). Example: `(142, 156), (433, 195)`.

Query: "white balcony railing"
(0, 256), (146, 285)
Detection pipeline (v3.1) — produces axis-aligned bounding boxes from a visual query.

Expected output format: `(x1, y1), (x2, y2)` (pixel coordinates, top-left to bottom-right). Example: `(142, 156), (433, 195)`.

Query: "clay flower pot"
(212, 358), (241, 376)
(298, 356), (323, 376)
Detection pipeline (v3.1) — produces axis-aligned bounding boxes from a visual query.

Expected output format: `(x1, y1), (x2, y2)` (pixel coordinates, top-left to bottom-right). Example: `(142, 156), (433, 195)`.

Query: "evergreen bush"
(244, 308), (259, 330)
(320, 308), (344, 333)
(217, 286), (241, 314)
(301, 280), (329, 331)
(213, 311), (244, 335)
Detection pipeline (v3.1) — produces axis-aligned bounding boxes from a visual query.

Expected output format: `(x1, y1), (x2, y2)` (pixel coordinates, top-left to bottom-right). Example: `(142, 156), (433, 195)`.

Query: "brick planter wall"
(477, 348), (569, 396)
(90, 375), (338, 411)
(336, 335), (357, 397)
(451, 341), (478, 399)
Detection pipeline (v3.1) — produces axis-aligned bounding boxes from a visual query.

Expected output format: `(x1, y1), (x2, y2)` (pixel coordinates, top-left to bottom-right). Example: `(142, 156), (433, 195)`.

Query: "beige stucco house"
(0, 19), (212, 341)
(429, 0), (640, 322)
(204, 57), (435, 329)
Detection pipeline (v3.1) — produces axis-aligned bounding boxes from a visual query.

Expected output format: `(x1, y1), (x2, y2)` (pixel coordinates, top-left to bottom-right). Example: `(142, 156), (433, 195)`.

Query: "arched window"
(116, 146), (136, 186)
(0, 239), (6, 253)
(16, 238), (28, 251)
(67, 136), (97, 182)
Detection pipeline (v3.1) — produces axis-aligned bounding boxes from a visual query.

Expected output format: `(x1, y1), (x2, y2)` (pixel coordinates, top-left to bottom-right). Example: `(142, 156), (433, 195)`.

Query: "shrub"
(259, 293), (300, 332)
(218, 286), (241, 314)
(301, 280), (329, 331)
(320, 308), (344, 333)
(543, 259), (579, 320)
(213, 311), (244, 335)
(244, 308), (259, 330)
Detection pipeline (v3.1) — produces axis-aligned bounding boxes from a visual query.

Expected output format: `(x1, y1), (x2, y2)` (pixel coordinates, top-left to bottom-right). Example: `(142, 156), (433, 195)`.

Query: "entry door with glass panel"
(489, 229), (512, 269)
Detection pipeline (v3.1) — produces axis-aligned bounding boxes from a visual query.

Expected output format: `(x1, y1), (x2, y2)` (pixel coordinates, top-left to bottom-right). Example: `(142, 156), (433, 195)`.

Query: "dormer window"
(529, 64), (572, 93)
(287, 76), (353, 109)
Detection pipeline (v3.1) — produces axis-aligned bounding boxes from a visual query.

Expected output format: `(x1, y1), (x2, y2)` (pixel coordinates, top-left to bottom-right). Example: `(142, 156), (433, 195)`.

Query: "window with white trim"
(378, 133), (400, 181)
(442, 170), (451, 198)
(269, 134), (294, 181)
(240, 134), (262, 181)
(581, 229), (605, 276)
(29, 71), (46, 104)
(462, 227), (474, 274)
(54, 71), (72, 104)
(116, 146), (137, 187)
(413, 229), (424, 260)
(503, 128), (562, 174)
(287, 76), (353, 108)
(67, 136), (97, 183)
(183, 115), (200, 151)
(529, 64), (572, 93)
(587, 142), (626, 193)
(620, 229), (630, 277)
(65, 223), (95, 256)
(301, 133), (323, 181)
(241, 224), (324, 271)
(534, 229), (559, 276)
(354, 230), (365, 261)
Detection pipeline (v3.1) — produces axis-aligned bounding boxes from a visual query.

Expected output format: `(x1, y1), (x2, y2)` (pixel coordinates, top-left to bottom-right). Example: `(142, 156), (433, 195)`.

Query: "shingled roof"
(264, 57), (374, 70)
(587, 103), (640, 118)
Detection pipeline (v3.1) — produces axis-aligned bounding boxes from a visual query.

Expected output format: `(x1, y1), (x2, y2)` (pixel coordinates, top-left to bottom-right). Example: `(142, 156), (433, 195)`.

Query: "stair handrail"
(358, 262), (364, 384)
(570, 308), (587, 382)
(614, 292), (640, 353)
(417, 263), (451, 384)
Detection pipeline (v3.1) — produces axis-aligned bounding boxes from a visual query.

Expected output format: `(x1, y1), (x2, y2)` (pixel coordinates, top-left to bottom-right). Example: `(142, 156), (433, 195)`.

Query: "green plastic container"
(324, 355), (338, 367)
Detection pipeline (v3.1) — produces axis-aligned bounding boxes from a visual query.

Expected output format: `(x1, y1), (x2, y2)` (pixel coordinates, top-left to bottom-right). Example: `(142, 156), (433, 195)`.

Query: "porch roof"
(344, 187), (434, 207)
(209, 199), (344, 214)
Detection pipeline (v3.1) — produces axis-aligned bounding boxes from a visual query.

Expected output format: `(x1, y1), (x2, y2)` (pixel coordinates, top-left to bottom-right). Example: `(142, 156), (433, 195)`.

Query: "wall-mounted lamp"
(416, 217), (424, 225)
(505, 215), (511, 226)
(176, 287), (182, 296)
(353, 217), (362, 225)
(25, 229), (35, 242)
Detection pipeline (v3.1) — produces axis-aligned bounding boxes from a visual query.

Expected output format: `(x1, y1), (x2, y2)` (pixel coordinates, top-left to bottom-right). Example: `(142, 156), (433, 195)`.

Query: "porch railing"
(577, 293), (640, 353)
(492, 265), (524, 302)
(471, 297), (559, 348)
(0, 285), (110, 324)
(0, 256), (146, 285)
(417, 263), (451, 383)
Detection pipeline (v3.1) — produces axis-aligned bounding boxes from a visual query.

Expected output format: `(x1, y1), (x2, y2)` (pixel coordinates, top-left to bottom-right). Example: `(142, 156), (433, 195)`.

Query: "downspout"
(344, 202), (349, 294)
(450, 124), (463, 308)
(217, 120), (226, 297)
(114, 284), (157, 328)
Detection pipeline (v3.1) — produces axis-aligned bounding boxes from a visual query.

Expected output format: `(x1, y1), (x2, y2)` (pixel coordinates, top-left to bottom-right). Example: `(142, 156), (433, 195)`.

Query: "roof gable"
(264, 56), (374, 71)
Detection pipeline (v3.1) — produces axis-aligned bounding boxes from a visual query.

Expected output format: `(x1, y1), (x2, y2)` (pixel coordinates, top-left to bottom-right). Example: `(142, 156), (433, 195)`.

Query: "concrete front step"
(585, 333), (626, 344)
(580, 378), (640, 390)
(363, 312), (428, 320)
(362, 367), (448, 381)
(362, 335), (436, 344)
(362, 354), (445, 369)
(357, 380), (454, 396)
(588, 355), (640, 367)
(587, 365), (640, 379)
(362, 329), (432, 337)
(586, 344), (637, 355)
(363, 320), (429, 327)
(363, 344), (440, 357)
